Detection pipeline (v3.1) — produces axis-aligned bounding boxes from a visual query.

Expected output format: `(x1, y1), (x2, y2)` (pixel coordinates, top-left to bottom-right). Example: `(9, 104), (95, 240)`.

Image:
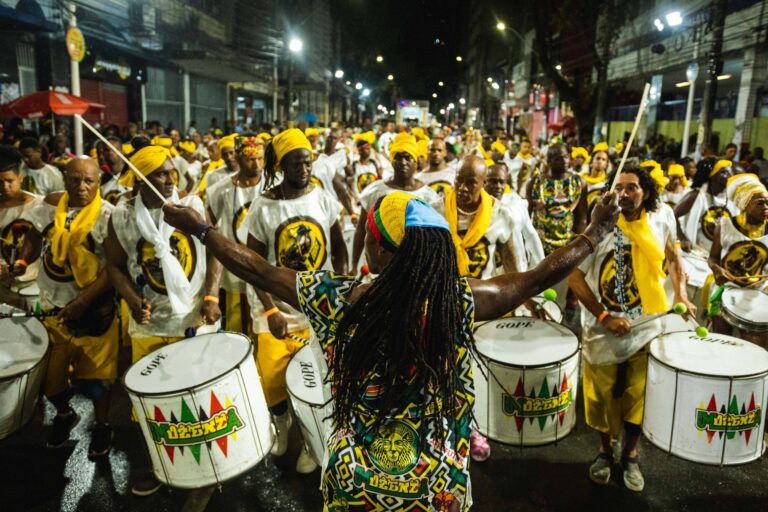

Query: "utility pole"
(696, 0), (727, 154)
(68, 2), (82, 155)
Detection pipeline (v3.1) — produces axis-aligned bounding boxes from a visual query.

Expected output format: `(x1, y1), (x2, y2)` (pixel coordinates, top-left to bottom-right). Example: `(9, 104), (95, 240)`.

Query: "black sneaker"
(46, 409), (81, 448)
(131, 471), (163, 497)
(88, 423), (113, 459)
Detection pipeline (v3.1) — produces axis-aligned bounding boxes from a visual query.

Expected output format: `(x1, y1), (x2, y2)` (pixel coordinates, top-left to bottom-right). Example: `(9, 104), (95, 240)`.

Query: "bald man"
(415, 138), (456, 197)
(15, 157), (117, 457)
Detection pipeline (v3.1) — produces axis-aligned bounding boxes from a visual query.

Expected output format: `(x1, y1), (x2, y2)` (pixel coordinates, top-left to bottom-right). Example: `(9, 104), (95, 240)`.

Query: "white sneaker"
(295, 443), (318, 474)
(271, 412), (292, 457)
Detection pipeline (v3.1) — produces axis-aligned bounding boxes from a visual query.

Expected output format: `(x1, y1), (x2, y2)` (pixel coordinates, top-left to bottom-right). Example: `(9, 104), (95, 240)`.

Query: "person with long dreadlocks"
(162, 159), (621, 511)
(243, 128), (348, 474)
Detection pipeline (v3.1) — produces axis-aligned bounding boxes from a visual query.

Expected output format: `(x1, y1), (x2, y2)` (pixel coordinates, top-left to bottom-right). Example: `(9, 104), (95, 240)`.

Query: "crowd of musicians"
(0, 121), (766, 511)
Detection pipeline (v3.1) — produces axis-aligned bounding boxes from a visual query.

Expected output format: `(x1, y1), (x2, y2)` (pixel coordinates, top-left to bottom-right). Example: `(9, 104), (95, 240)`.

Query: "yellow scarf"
(616, 209), (669, 314)
(445, 188), (494, 276)
(50, 191), (102, 288)
(581, 170), (606, 185)
(735, 213), (767, 239)
(517, 152), (532, 159)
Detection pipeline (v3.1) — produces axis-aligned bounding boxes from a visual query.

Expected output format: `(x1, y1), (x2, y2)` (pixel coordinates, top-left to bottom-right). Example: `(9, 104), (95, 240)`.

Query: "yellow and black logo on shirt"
(136, 232), (197, 294)
(367, 420), (420, 475)
(599, 246), (641, 312)
(274, 216), (327, 271)
(701, 206), (730, 241)
(459, 231), (490, 278)
(1, 219), (33, 264)
(357, 173), (377, 193)
(41, 222), (95, 283)
(428, 181), (453, 197)
(231, 202), (252, 245)
(723, 240), (767, 285)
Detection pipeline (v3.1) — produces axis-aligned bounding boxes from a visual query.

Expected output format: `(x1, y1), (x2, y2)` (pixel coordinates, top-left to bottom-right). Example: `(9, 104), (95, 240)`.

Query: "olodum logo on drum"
(695, 392), (762, 444)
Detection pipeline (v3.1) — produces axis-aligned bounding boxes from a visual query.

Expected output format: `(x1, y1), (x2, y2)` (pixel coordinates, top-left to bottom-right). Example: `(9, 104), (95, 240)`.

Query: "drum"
(473, 318), (579, 446)
(721, 288), (768, 334)
(0, 304), (49, 439)
(124, 332), (274, 488)
(644, 331), (768, 465)
(511, 296), (563, 323)
(18, 283), (39, 311)
(286, 345), (333, 465)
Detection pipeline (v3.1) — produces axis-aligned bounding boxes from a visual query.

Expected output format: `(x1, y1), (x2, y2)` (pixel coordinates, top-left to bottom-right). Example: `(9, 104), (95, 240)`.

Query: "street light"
(496, 21), (506, 31)
(345, 80), (351, 85)
(653, 18), (665, 31)
(362, 88), (370, 97)
(334, 69), (344, 78)
(486, 77), (493, 83)
(555, 64), (562, 71)
(456, 56), (463, 62)
(432, 92), (437, 98)
(387, 74), (394, 81)
(459, 98), (466, 105)
(438, 81), (444, 87)
(665, 11), (683, 27)
(355, 82), (363, 90)
(288, 37), (303, 53)
(376, 55), (383, 63)
(440, 108), (446, 114)
(491, 82), (500, 90)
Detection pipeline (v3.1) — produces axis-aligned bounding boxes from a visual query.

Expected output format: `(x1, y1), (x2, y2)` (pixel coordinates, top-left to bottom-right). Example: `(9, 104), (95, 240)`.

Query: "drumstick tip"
(695, 326), (709, 338)
(673, 302), (687, 315)
(542, 288), (557, 302)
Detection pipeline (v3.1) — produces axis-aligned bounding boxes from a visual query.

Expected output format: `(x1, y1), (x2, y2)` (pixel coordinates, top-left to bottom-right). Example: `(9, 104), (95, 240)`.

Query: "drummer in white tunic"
(568, 165), (695, 493)
(415, 138), (457, 198)
(0, 145), (44, 308)
(103, 145), (221, 496)
(707, 173), (768, 347)
(18, 137), (65, 196)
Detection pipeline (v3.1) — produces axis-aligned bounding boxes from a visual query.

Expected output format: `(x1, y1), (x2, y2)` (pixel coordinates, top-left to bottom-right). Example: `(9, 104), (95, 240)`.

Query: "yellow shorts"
(42, 315), (119, 398)
(256, 328), (309, 407)
(119, 299), (132, 347)
(131, 335), (184, 364)
(221, 289), (252, 336)
(583, 350), (648, 436)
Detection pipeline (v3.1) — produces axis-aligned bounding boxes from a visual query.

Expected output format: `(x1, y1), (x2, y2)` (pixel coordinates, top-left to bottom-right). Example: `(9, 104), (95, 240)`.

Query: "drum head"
(650, 331), (768, 377)
(0, 304), (48, 378)
(124, 332), (252, 395)
(474, 318), (578, 366)
(721, 288), (768, 324)
(287, 346), (326, 406)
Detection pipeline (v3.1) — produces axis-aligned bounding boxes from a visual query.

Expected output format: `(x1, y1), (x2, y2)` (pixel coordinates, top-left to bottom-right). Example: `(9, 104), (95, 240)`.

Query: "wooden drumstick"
(609, 83), (652, 193)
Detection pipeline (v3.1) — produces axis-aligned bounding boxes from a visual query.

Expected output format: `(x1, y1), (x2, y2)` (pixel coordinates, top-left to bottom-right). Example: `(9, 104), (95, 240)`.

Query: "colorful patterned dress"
(529, 173), (583, 254)
(296, 271), (476, 512)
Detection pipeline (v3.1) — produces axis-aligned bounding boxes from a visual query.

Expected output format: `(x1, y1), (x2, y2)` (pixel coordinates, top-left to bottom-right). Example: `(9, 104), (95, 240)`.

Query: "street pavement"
(1, 341), (766, 512)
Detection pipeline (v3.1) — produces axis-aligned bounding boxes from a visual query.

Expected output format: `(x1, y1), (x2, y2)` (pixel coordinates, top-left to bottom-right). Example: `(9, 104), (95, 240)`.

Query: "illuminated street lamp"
(288, 37), (303, 53)
(376, 55), (383, 63)
(438, 81), (444, 87)
(387, 74), (394, 81)
(456, 56), (463, 62)
(334, 69), (344, 79)
(362, 88), (370, 97)
(355, 82), (363, 90)
(432, 92), (437, 98)
(459, 98), (466, 105)
(496, 21), (506, 31)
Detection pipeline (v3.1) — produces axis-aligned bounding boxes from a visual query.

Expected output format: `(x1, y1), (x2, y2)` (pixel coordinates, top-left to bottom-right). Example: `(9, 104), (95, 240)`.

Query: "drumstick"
(0, 310), (58, 319)
(75, 114), (168, 205)
(609, 83), (652, 193)
(629, 302), (709, 337)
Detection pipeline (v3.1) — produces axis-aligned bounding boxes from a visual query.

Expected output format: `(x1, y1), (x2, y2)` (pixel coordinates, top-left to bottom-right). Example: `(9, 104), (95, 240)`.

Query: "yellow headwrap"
(615, 142), (624, 154)
(710, 159), (732, 178)
(357, 130), (376, 145)
(571, 147), (590, 165)
(178, 140), (196, 154)
(271, 128), (313, 167)
(417, 139), (429, 160)
(593, 142), (609, 154)
(649, 167), (669, 193)
(640, 160), (659, 169)
(411, 127), (428, 142)
(50, 191), (102, 288)
(667, 164), (688, 188)
(389, 133), (419, 162)
(444, 188), (494, 276)
(218, 135), (236, 151)
(122, 143), (134, 155)
(257, 132), (272, 142)
(120, 146), (172, 188)
(727, 173), (767, 211)
(305, 127), (319, 138)
(153, 136), (178, 157)
(616, 209), (669, 314)
(491, 141), (507, 154)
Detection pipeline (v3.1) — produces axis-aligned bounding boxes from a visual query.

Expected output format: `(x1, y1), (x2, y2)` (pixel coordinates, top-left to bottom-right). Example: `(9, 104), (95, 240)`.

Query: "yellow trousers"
(42, 316), (119, 398)
(221, 289), (252, 336)
(131, 335), (184, 364)
(256, 328), (309, 407)
(583, 350), (648, 436)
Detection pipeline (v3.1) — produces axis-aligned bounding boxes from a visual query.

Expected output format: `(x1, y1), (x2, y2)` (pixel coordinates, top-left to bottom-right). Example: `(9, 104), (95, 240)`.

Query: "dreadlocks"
(262, 139), (280, 190)
(331, 226), (472, 446)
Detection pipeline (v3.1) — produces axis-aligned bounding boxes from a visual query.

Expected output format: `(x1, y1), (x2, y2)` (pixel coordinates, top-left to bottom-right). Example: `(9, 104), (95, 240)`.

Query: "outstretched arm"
(471, 193), (619, 321)
(162, 204), (300, 309)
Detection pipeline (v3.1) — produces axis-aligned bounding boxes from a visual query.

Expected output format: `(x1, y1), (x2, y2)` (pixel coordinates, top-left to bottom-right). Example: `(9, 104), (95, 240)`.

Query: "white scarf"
(135, 190), (193, 315)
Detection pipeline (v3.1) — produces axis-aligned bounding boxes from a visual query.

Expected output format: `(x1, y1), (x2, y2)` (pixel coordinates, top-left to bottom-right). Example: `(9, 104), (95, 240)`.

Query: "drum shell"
(720, 289), (768, 334)
(644, 348), (768, 465)
(0, 314), (49, 439)
(473, 348), (579, 446)
(287, 346), (333, 465)
(17, 283), (39, 312)
(511, 297), (563, 323)
(125, 341), (274, 489)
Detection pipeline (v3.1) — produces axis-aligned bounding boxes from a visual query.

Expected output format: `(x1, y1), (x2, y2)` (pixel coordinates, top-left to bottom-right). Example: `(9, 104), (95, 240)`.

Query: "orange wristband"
(597, 310), (610, 323)
(265, 307), (280, 318)
(15, 259), (28, 268)
(203, 295), (219, 304)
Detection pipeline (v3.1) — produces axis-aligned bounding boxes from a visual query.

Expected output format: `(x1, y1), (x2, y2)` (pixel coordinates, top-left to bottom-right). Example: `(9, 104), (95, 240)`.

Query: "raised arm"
(471, 193), (619, 321)
(162, 204), (300, 309)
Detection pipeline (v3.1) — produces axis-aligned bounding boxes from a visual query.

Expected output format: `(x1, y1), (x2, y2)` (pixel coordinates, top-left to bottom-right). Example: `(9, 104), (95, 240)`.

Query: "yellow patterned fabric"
(444, 188), (494, 276)
(120, 146), (171, 188)
(727, 173), (766, 211)
(50, 192), (102, 288)
(616, 210), (669, 314)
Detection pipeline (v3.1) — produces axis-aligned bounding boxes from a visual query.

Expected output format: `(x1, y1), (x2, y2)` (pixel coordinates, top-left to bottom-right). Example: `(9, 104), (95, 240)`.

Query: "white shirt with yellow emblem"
(19, 163), (65, 196)
(680, 184), (739, 252)
(245, 186), (342, 333)
(415, 167), (457, 198)
(206, 175), (266, 293)
(715, 215), (768, 292)
(454, 197), (516, 278)
(23, 197), (113, 309)
(578, 206), (676, 365)
(0, 192), (44, 291)
(111, 194), (207, 338)
(351, 159), (380, 194)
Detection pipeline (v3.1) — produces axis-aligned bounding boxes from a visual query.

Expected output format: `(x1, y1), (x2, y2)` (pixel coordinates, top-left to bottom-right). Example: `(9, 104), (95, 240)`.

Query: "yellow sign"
(66, 27), (86, 63)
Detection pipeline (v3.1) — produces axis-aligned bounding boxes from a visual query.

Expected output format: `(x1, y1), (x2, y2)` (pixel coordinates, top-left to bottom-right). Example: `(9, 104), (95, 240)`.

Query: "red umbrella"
(0, 90), (104, 119)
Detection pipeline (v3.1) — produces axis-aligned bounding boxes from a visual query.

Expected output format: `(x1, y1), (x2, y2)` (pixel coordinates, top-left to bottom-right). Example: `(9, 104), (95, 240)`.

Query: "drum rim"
(123, 331), (254, 396)
(648, 343), (768, 379)
(0, 327), (50, 382)
(473, 317), (579, 368)
(475, 420), (577, 447)
(642, 426), (767, 466)
(287, 384), (332, 409)
(720, 307), (768, 332)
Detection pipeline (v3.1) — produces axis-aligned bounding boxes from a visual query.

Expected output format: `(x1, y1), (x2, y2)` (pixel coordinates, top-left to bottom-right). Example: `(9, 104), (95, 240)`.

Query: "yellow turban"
(615, 142), (624, 154)
(640, 159), (659, 169)
(357, 130), (376, 145)
(593, 142), (609, 154)
(257, 132), (272, 142)
(218, 135), (236, 151)
(305, 127), (319, 138)
(122, 143), (134, 155)
(667, 164), (688, 188)
(710, 159), (732, 178)
(152, 136), (178, 157)
(178, 140), (197, 154)
(389, 133), (419, 162)
(571, 147), (590, 165)
(417, 139), (429, 160)
(411, 127), (428, 141)
(120, 146), (172, 188)
(727, 173), (767, 211)
(649, 166), (669, 193)
(271, 128), (313, 166)
(491, 140), (507, 154)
